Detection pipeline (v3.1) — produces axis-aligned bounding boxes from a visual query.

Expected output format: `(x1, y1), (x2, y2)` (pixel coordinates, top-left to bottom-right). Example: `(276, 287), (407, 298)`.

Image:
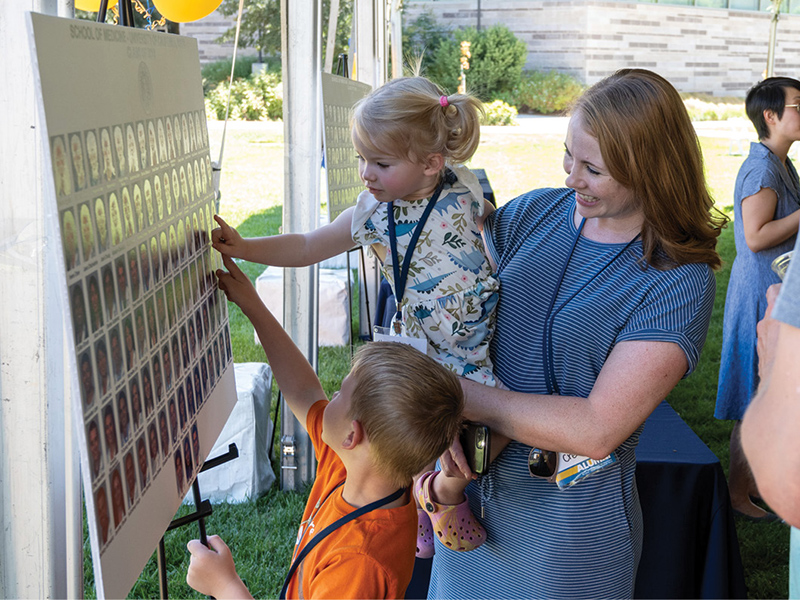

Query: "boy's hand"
(186, 535), (252, 599)
(212, 215), (247, 259)
(216, 255), (262, 317)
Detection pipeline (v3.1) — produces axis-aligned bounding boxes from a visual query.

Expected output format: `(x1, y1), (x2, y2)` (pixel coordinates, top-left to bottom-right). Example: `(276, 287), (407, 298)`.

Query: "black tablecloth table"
(634, 400), (747, 599)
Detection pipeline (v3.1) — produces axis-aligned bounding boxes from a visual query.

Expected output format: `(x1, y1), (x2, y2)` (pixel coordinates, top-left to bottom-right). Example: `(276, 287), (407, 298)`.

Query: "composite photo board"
(29, 13), (237, 599)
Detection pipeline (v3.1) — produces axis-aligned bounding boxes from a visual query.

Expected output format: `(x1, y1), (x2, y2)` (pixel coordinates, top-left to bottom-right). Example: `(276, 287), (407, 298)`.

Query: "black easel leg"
(97, 0), (108, 23)
(158, 537), (168, 599)
(192, 478), (208, 547)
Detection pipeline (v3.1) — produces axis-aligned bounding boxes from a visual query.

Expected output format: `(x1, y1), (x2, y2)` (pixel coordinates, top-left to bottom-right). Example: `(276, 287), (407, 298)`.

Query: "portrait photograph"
(144, 178), (154, 227)
(171, 168), (181, 210)
(159, 230), (170, 278)
(110, 466), (126, 529)
(147, 120), (157, 168)
(95, 485), (110, 545)
(102, 401), (118, 463)
(181, 114), (190, 154)
(51, 135), (72, 197)
(117, 389), (131, 447)
(95, 197), (109, 253)
(124, 450), (137, 506)
(71, 282), (88, 345)
(62, 208), (79, 271)
(95, 337), (110, 398)
(177, 384), (187, 431)
(172, 115), (182, 157)
(134, 306), (147, 358)
(100, 127), (116, 182)
(161, 343), (173, 391)
(125, 123), (139, 174)
(191, 423), (200, 465)
(150, 236), (161, 284)
(154, 175), (164, 221)
(173, 449), (184, 496)
(156, 117), (167, 164)
(158, 410), (169, 462)
(136, 436), (149, 490)
(85, 129), (101, 187)
(133, 183), (144, 232)
(121, 187), (135, 239)
(162, 172), (173, 217)
(88, 272), (103, 333)
(69, 132), (87, 192)
(148, 422), (159, 466)
(79, 202), (95, 263)
(79, 350), (95, 408)
(109, 324), (124, 383)
(122, 316), (136, 372)
(168, 396), (178, 444)
(136, 121), (147, 171)
(87, 417), (103, 481)
(141, 364), (155, 418)
(113, 124), (126, 177)
(152, 354), (164, 403)
(182, 435), (194, 480)
(165, 117), (175, 160)
(127, 249), (140, 302)
(108, 192), (123, 248)
(129, 374), (142, 432)
(115, 256), (128, 311)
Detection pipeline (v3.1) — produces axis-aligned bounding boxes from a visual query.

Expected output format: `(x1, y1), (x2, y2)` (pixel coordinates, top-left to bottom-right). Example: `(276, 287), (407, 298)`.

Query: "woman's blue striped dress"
(428, 188), (715, 600)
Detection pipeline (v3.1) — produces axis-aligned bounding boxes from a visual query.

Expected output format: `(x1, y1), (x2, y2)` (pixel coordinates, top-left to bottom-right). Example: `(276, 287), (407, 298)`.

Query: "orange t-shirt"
(284, 400), (416, 599)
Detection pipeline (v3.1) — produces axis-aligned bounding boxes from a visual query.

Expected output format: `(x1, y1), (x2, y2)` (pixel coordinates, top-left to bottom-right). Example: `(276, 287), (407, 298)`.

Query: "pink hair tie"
(439, 95), (449, 107)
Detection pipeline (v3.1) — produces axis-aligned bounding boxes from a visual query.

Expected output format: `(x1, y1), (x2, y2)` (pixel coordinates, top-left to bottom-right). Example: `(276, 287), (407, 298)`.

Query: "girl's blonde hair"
(351, 77), (483, 165)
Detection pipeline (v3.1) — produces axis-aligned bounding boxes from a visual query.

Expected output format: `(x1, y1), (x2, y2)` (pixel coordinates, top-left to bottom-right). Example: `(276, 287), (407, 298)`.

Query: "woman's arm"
(741, 188), (800, 253)
(462, 340), (687, 458)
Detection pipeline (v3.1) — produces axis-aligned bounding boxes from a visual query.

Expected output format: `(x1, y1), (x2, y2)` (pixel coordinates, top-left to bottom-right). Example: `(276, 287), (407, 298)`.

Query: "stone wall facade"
(182, 1), (800, 96)
(402, 0), (800, 96)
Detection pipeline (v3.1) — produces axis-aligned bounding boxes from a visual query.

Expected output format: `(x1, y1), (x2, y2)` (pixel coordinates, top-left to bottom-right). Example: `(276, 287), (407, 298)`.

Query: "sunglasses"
(528, 447), (557, 480)
(786, 104), (800, 113)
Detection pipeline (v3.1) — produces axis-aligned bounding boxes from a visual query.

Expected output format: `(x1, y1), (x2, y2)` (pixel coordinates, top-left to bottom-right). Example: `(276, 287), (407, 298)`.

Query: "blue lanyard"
(387, 178), (447, 331)
(279, 485), (406, 599)
(542, 218), (640, 395)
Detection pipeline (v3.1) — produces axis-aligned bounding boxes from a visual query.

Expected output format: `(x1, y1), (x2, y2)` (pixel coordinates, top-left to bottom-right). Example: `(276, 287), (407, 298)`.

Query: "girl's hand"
(212, 215), (246, 259)
(216, 255), (261, 317)
(186, 535), (252, 599)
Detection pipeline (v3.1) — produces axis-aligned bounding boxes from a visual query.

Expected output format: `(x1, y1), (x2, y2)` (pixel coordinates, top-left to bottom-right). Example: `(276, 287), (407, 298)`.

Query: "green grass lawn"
(88, 120), (790, 599)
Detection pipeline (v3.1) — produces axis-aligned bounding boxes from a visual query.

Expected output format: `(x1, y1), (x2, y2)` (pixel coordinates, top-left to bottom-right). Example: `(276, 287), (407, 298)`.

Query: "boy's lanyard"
(541, 217), (640, 395)
(387, 178), (447, 333)
(278, 485), (406, 599)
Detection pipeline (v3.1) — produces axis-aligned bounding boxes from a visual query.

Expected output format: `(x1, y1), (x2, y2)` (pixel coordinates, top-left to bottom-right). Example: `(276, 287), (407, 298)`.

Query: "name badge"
(373, 325), (428, 354)
(554, 452), (617, 489)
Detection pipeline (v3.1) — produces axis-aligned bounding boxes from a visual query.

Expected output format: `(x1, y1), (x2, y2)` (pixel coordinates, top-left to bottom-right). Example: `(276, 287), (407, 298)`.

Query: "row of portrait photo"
(86, 311), (233, 551)
(91, 419), (203, 549)
(60, 157), (215, 274)
(51, 110), (210, 199)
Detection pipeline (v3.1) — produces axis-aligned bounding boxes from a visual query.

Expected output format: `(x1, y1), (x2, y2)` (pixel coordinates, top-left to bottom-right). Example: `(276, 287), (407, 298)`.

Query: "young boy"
(185, 255), (464, 599)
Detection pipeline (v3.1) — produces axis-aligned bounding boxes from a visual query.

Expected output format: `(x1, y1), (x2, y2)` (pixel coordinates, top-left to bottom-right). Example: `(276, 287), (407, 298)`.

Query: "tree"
(216, 0), (352, 68)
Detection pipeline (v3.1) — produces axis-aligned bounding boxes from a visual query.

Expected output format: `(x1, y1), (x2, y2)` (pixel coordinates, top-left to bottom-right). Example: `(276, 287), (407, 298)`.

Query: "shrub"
(204, 71), (283, 121)
(512, 70), (584, 115)
(682, 98), (746, 121)
(201, 56), (266, 95)
(420, 24), (527, 101)
(481, 100), (518, 126)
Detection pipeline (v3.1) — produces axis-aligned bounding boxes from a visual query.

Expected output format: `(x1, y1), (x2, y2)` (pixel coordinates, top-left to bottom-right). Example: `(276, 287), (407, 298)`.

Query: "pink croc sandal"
(416, 509), (435, 558)
(414, 470), (486, 552)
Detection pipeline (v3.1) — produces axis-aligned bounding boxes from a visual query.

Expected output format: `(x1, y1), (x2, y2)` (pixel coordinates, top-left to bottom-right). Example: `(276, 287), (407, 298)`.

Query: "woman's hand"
(439, 435), (475, 481)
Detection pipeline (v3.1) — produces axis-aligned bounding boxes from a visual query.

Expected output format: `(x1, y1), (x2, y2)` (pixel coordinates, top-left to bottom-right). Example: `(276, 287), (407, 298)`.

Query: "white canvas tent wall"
(0, 0), (390, 595)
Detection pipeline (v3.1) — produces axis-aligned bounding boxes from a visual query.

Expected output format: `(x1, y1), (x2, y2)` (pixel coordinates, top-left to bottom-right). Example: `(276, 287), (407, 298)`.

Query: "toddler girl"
(211, 76), (505, 558)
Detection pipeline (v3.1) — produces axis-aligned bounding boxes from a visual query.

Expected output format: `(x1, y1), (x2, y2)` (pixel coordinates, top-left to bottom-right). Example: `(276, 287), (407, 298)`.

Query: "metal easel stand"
(156, 443), (239, 599)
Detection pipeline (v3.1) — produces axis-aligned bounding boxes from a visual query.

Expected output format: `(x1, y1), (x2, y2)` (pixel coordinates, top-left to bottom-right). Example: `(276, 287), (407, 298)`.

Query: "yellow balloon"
(75, 0), (119, 11)
(152, 0), (222, 22)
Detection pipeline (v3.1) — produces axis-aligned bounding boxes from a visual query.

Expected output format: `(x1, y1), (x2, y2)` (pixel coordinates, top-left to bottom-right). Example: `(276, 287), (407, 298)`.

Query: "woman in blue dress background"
(716, 77), (800, 521)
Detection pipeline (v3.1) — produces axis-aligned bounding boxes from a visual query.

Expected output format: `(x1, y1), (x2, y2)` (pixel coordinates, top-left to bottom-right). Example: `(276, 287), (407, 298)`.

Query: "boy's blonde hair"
(348, 342), (464, 487)
(351, 77), (483, 165)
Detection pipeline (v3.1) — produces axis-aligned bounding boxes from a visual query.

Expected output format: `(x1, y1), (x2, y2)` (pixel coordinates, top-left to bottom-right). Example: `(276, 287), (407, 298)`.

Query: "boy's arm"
(213, 208), (358, 267)
(186, 536), (253, 599)
(217, 254), (325, 426)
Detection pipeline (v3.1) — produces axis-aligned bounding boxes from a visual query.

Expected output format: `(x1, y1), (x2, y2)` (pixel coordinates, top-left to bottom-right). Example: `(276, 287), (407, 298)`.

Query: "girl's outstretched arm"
(212, 207), (358, 266)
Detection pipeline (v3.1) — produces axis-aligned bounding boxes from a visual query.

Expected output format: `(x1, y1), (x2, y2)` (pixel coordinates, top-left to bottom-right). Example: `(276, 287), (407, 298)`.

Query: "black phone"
(460, 421), (490, 476)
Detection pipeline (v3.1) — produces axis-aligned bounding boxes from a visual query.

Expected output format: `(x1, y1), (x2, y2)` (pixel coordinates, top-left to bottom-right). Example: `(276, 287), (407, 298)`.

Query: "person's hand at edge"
(186, 535), (252, 599)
